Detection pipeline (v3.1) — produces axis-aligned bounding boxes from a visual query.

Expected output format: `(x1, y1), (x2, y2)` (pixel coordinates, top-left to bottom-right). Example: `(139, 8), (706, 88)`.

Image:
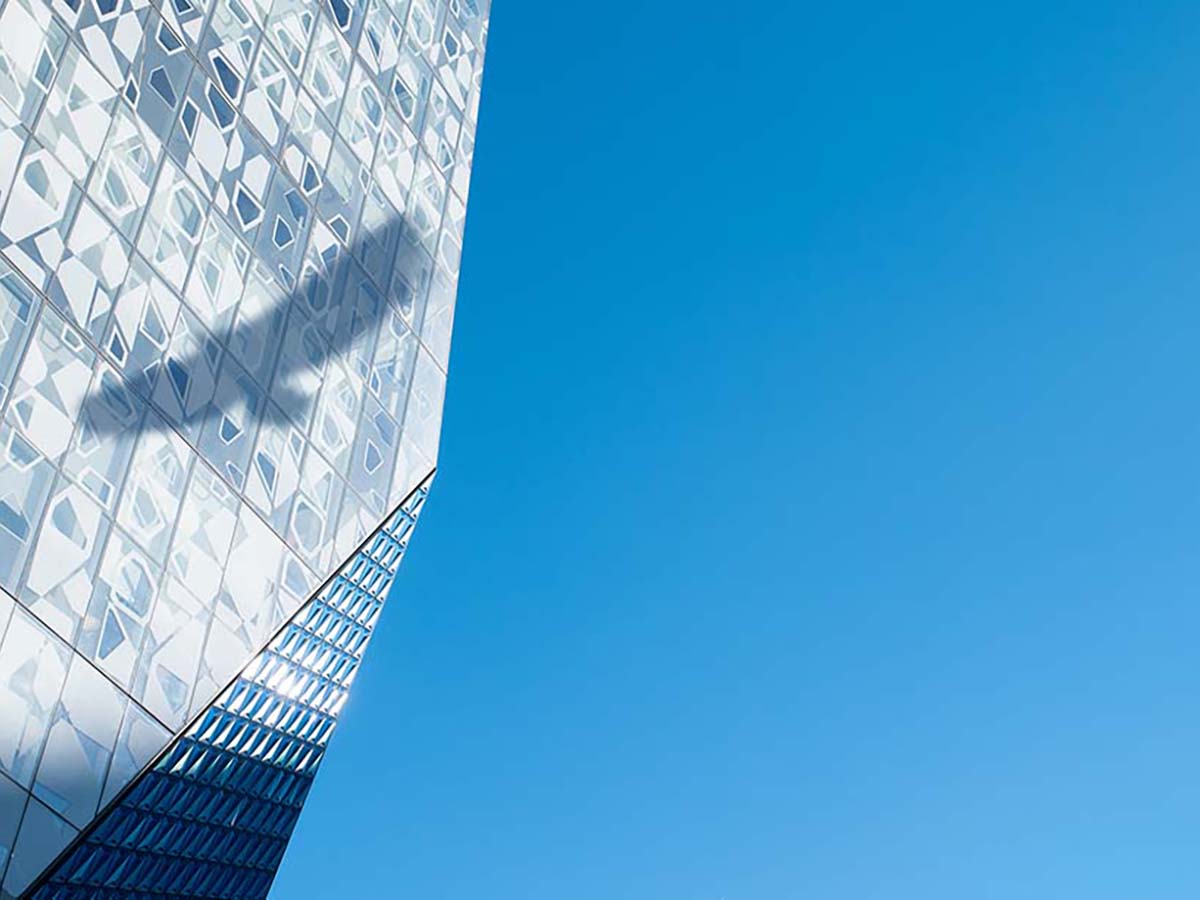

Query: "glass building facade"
(0, 0), (488, 894)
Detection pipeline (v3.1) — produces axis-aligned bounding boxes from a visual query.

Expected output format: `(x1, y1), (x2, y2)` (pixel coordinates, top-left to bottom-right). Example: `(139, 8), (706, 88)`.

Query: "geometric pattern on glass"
(0, 0), (488, 891)
(24, 476), (430, 899)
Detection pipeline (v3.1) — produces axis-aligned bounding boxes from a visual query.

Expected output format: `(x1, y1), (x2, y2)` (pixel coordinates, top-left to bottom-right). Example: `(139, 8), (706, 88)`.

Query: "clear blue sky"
(274, 3), (1200, 897)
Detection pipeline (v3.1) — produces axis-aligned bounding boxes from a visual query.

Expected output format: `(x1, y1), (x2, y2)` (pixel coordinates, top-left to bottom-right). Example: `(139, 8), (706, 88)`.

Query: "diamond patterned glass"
(28, 478), (429, 899)
(0, 0), (488, 892)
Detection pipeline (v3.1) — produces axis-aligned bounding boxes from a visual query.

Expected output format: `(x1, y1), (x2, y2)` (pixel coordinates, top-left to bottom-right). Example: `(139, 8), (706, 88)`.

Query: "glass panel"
(114, 413), (193, 565)
(31, 655), (125, 828)
(78, 528), (163, 688)
(0, 772), (26, 888)
(5, 305), (95, 463)
(0, 607), (69, 789)
(3, 796), (75, 897)
(100, 702), (169, 809)
(21, 479), (111, 645)
(0, 259), (40, 414)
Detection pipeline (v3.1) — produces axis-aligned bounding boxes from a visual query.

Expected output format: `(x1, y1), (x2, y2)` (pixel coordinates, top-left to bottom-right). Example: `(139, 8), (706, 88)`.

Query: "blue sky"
(273, 3), (1200, 897)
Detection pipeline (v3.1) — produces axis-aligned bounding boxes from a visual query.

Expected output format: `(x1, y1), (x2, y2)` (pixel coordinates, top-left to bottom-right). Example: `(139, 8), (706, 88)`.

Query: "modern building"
(0, 0), (488, 894)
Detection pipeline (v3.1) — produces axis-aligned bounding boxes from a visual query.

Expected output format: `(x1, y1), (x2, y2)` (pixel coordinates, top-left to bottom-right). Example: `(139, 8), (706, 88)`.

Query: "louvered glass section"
(25, 476), (431, 899)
